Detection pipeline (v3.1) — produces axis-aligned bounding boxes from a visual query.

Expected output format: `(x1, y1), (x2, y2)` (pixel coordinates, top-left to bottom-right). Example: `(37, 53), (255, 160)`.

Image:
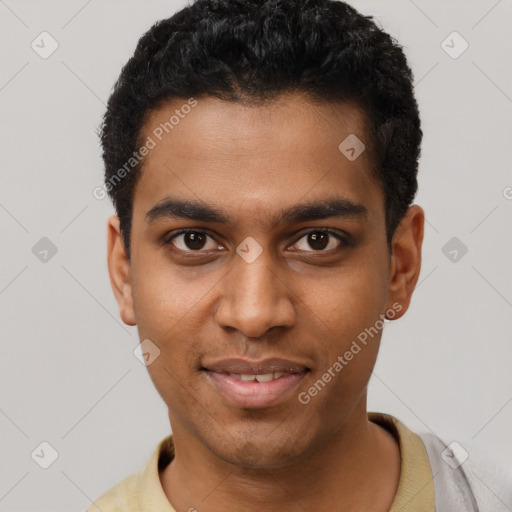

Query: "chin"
(204, 429), (312, 470)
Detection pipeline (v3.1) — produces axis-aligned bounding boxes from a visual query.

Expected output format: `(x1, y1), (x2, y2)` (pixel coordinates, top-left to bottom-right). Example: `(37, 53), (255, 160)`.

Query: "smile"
(201, 357), (311, 408)
(227, 371), (286, 382)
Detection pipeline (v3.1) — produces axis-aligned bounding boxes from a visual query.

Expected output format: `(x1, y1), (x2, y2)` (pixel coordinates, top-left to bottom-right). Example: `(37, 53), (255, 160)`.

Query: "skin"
(107, 93), (424, 512)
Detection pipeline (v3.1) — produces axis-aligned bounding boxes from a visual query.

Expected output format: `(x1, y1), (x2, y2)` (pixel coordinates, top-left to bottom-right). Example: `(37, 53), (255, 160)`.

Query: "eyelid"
(164, 228), (350, 253)
(289, 228), (349, 251)
(164, 229), (223, 252)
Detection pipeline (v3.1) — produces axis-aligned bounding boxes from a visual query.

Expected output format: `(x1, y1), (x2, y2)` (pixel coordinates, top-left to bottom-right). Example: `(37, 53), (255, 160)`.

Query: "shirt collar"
(368, 411), (435, 512)
(136, 412), (435, 511)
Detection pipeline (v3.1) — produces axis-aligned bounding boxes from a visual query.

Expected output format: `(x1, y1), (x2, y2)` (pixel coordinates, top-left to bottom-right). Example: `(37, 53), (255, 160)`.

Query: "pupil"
(309, 232), (328, 250)
(185, 232), (206, 250)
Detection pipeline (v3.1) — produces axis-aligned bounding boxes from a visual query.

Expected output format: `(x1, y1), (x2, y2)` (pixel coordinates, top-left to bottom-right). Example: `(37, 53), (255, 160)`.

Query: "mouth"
(201, 358), (310, 409)
(223, 371), (290, 382)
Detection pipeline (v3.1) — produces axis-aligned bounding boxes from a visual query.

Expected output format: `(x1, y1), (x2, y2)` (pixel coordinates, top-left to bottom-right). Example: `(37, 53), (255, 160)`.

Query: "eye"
(166, 230), (222, 252)
(291, 229), (346, 252)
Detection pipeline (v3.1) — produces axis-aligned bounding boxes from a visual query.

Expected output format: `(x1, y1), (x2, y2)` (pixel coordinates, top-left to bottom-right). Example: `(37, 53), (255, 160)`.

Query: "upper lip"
(202, 358), (310, 375)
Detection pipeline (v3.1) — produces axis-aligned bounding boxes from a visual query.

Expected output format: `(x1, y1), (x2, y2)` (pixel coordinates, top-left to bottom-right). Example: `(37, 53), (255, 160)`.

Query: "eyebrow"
(145, 196), (367, 226)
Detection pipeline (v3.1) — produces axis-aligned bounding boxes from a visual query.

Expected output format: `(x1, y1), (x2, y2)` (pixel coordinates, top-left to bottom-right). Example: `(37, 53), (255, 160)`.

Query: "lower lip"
(203, 370), (307, 409)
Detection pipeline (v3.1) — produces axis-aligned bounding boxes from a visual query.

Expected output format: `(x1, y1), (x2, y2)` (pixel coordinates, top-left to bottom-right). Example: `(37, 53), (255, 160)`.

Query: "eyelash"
(163, 228), (350, 254)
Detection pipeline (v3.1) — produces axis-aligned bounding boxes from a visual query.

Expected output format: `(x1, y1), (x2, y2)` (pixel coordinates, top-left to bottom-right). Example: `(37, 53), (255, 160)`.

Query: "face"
(107, 93), (423, 469)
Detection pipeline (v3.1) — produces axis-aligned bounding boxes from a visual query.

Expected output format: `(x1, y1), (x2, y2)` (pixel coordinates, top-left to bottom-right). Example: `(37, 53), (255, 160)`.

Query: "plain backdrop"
(0, 0), (511, 510)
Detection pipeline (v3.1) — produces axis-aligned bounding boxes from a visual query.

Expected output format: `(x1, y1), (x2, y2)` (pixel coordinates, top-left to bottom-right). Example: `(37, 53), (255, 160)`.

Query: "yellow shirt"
(87, 412), (435, 511)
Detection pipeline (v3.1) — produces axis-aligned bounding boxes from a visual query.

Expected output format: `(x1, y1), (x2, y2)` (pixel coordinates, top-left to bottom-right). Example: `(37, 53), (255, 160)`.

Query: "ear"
(386, 205), (424, 320)
(107, 215), (136, 326)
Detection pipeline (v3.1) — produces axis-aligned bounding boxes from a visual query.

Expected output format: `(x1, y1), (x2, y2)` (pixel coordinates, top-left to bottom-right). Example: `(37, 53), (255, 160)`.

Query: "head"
(104, 0), (424, 469)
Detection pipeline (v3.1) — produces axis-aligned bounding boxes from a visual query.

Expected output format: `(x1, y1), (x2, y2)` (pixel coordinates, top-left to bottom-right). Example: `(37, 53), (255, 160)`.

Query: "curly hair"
(100, 0), (422, 260)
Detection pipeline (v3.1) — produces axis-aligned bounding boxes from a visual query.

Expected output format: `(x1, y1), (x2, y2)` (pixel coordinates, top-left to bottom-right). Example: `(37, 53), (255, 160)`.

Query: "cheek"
(145, 359), (207, 431)
(130, 265), (212, 393)
(302, 261), (388, 340)
(296, 257), (388, 399)
(130, 258), (215, 338)
(142, 319), (205, 413)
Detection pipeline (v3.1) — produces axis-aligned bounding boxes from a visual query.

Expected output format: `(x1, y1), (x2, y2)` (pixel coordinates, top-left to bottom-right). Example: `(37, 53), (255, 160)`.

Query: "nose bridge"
(216, 244), (295, 337)
(235, 250), (278, 305)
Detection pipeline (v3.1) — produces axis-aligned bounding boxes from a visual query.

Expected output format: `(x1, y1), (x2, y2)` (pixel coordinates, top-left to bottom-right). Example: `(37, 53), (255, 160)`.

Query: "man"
(89, 0), (510, 510)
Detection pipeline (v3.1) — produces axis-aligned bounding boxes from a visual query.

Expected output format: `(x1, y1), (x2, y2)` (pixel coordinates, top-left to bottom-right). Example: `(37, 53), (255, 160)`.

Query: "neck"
(159, 402), (401, 512)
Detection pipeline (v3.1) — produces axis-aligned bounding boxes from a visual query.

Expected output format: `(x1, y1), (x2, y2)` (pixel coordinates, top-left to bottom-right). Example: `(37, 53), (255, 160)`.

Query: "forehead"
(132, 94), (383, 227)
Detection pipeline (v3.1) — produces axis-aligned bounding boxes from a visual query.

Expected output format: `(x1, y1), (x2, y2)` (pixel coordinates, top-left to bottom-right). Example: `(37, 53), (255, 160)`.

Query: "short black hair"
(100, 0), (422, 260)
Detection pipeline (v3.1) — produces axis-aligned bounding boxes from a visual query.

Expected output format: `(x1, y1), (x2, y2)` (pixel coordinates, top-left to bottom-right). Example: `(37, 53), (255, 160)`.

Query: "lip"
(202, 357), (310, 409)
(203, 357), (309, 374)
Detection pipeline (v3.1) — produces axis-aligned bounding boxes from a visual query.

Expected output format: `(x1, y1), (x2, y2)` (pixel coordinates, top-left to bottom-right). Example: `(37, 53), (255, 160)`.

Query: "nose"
(214, 247), (296, 338)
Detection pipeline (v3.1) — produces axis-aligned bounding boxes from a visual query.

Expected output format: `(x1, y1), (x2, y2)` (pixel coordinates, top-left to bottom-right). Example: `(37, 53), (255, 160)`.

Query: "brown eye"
(293, 230), (344, 252)
(168, 231), (220, 252)
(307, 232), (329, 250)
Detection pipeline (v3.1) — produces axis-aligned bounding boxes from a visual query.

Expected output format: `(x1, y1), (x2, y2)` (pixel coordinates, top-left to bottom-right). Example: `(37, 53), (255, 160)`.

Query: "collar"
(134, 411), (435, 511)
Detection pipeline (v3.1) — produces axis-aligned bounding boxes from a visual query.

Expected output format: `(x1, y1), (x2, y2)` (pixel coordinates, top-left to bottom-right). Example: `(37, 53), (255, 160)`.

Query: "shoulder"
(417, 431), (512, 512)
(85, 472), (139, 512)
(85, 434), (174, 512)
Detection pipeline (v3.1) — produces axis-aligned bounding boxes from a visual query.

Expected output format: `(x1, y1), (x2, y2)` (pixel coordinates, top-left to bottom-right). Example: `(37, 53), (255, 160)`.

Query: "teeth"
(228, 372), (287, 382)
(255, 373), (274, 382)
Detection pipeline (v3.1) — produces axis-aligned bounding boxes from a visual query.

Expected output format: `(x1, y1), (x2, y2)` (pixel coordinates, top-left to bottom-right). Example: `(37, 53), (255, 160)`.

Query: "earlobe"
(106, 215), (136, 326)
(386, 205), (424, 319)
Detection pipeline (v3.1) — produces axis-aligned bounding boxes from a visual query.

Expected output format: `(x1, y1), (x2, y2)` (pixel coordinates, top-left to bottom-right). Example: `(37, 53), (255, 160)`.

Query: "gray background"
(0, 0), (511, 510)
